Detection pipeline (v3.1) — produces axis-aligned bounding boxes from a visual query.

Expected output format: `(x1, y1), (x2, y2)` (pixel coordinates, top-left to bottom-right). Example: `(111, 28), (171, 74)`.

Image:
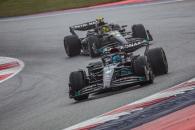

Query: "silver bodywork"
(108, 31), (128, 45)
(103, 64), (118, 88)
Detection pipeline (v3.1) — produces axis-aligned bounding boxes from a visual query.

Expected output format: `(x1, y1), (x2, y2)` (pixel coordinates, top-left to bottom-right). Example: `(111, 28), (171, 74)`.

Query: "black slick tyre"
(64, 35), (81, 57)
(133, 56), (154, 84)
(147, 47), (168, 76)
(69, 71), (89, 101)
(133, 56), (147, 76)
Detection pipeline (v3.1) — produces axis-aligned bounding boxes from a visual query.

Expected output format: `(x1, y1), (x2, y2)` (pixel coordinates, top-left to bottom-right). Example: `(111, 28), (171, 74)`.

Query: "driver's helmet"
(112, 54), (122, 63)
(96, 16), (105, 26)
(101, 25), (110, 33)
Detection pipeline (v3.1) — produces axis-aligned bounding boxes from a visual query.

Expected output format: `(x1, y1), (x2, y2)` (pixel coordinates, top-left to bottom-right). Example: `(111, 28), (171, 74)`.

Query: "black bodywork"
(64, 20), (153, 57)
(69, 21), (123, 56)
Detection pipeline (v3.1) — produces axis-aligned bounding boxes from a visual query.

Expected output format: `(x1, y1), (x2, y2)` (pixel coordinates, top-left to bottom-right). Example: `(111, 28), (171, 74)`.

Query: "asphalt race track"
(0, 0), (195, 130)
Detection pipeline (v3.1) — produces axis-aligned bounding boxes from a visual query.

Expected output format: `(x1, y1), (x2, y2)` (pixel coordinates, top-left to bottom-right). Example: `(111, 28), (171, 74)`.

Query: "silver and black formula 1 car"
(64, 17), (153, 57)
(68, 40), (168, 101)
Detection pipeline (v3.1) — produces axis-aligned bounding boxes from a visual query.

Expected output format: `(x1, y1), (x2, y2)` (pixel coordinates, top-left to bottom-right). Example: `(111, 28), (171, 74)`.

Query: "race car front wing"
(69, 76), (146, 98)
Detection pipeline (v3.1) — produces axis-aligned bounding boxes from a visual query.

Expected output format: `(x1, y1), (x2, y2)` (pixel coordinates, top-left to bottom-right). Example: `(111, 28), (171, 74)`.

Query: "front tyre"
(69, 71), (89, 101)
(147, 47), (168, 76)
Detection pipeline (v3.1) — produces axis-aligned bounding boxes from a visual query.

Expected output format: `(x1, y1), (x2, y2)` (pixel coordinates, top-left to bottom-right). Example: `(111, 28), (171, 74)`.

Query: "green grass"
(0, 0), (122, 17)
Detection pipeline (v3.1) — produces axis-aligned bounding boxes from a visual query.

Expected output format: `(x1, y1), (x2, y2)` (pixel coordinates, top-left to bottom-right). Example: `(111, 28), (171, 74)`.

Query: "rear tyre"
(132, 24), (148, 39)
(88, 36), (101, 58)
(133, 56), (154, 84)
(69, 71), (89, 101)
(133, 56), (147, 76)
(64, 35), (81, 57)
(147, 47), (168, 76)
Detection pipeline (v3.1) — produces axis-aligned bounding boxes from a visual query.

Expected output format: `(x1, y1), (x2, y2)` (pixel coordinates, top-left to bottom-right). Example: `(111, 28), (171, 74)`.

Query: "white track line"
(0, 0), (185, 22)
(0, 57), (24, 84)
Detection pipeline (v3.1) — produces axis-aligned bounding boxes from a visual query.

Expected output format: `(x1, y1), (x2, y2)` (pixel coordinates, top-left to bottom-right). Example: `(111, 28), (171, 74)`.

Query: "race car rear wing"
(69, 21), (97, 35)
(100, 38), (151, 55)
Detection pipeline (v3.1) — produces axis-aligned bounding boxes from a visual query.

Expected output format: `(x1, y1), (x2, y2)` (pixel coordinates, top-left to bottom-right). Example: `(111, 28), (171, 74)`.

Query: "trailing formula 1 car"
(64, 17), (153, 57)
(68, 40), (168, 101)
